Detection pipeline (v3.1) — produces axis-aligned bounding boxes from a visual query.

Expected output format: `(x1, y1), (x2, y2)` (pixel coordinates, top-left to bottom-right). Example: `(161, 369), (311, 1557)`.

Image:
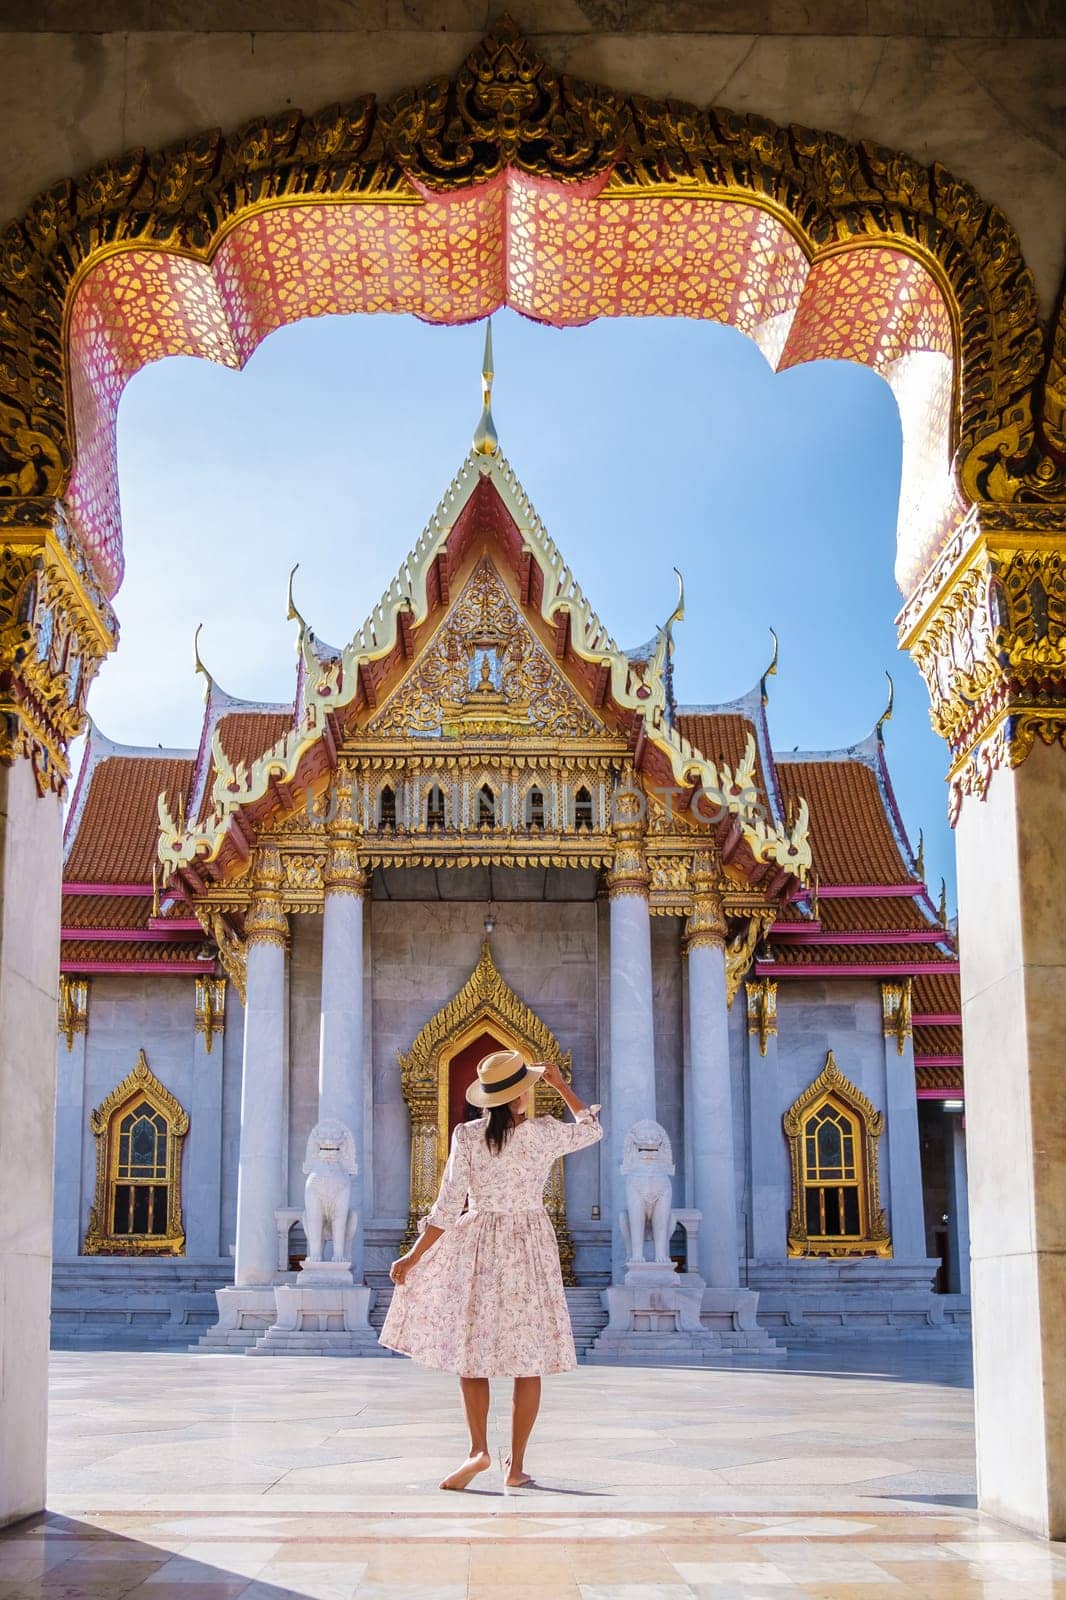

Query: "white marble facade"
(51, 878), (970, 1345)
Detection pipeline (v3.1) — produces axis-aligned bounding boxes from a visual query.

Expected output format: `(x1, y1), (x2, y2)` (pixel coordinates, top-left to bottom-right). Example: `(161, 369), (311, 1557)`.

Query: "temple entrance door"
(446, 1028), (506, 1140)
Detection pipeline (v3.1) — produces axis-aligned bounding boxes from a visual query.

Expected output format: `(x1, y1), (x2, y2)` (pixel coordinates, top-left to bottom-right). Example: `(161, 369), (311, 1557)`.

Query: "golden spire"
(193, 623), (214, 702)
(876, 670), (894, 740)
(760, 627), (779, 704)
(472, 318), (499, 457)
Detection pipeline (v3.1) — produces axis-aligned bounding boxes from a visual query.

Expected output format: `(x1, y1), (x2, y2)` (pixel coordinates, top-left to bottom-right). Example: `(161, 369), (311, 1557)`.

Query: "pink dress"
(379, 1106), (603, 1377)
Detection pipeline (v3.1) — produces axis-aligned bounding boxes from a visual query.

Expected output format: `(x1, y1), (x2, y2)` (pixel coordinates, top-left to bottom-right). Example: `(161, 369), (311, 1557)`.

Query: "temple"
(52, 333), (968, 1353)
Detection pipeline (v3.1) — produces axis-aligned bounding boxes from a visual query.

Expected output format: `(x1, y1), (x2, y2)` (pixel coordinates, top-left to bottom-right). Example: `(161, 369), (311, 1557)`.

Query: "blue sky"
(90, 307), (955, 905)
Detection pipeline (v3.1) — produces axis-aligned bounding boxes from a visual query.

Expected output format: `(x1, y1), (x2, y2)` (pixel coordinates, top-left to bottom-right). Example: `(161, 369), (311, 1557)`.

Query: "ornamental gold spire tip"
(472, 318), (499, 457)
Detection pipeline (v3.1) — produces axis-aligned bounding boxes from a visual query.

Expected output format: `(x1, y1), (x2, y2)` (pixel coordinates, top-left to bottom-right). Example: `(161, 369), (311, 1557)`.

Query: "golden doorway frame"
(397, 940), (575, 1282)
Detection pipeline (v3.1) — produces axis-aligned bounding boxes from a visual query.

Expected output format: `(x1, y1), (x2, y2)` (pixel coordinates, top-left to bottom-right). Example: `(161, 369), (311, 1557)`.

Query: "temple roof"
(64, 725), (195, 883)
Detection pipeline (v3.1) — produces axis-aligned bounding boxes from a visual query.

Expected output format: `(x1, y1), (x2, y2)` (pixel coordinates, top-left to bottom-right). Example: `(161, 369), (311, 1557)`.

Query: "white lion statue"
(619, 1119), (676, 1266)
(302, 1119), (358, 1265)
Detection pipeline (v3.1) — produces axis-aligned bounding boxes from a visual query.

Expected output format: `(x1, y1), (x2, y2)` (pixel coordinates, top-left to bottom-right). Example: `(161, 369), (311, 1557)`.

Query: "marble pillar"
(233, 848), (289, 1289)
(607, 793), (656, 1283)
(0, 759), (63, 1526)
(184, 979), (226, 1261)
(685, 860), (739, 1288)
(52, 980), (89, 1261)
(947, 1113), (970, 1296)
(318, 887), (367, 1280)
(956, 740), (1066, 1538)
(881, 983), (928, 1259)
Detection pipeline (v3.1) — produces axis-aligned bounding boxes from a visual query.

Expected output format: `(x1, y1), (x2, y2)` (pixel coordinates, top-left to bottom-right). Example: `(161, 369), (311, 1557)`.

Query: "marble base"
(748, 1257), (971, 1342)
(197, 1286), (279, 1352)
(246, 1283), (378, 1356)
(587, 1267), (780, 1363)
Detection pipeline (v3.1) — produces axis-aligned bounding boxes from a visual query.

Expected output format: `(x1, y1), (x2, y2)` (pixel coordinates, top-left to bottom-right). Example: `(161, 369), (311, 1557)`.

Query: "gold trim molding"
(783, 1049), (891, 1259)
(83, 1049), (189, 1257)
(396, 939), (575, 1280)
(194, 976), (226, 1054)
(881, 979), (913, 1056)
(746, 978), (778, 1057)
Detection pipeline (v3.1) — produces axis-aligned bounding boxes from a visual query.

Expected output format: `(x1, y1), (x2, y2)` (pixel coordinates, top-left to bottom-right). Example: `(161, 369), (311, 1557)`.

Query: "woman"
(378, 1048), (603, 1492)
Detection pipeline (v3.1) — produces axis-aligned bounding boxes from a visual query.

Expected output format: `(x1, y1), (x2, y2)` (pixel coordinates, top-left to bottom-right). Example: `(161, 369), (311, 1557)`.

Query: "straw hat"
(466, 1048), (545, 1109)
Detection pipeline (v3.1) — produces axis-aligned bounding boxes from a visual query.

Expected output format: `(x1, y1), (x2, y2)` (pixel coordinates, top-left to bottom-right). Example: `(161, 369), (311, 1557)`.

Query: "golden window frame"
(83, 1049), (189, 1256)
(783, 1049), (891, 1258)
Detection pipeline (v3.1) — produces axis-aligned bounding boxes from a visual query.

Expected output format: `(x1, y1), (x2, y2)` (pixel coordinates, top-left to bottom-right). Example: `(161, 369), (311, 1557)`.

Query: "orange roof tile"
(674, 711), (774, 817)
(916, 1061), (964, 1092)
(60, 938), (205, 965)
(62, 893), (154, 930)
(913, 971), (961, 1016)
(66, 755), (194, 885)
(198, 709), (292, 822)
(769, 942), (955, 968)
(776, 759), (911, 886)
(816, 895), (930, 934)
(914, 1023), (964, 1056)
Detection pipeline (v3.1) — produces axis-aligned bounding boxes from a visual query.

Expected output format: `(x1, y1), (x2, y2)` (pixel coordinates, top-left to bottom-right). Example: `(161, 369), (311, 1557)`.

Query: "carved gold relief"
(746, 978), (777, 1057)
(783, 1050), (891, 1259)
(194, 976), (226, 1055)
(244, 844), (288, 950)
(684, 849), (726, 950)
(881, 979), (913, 1056)
(57, 974), (89, 1051)
(396, 940), (575, 1280)
(83, 1049), (189, 1256)
(725, 910), (775, 1008)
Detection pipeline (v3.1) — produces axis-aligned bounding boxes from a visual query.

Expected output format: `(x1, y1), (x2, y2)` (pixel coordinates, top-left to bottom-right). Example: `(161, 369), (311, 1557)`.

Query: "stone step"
(368, 1285), (608, 1354)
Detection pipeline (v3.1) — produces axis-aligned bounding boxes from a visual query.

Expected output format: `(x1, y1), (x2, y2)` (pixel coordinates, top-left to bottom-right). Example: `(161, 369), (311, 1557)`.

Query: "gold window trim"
(83, 1049), (189, 1256)
(783, 1049), (891, 1259)
(397, 939), (575, 1281)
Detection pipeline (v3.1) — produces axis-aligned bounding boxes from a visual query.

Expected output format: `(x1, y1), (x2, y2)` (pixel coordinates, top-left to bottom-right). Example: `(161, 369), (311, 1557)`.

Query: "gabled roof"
(775, 731), (918, 888)
(65, 724), (195, 883)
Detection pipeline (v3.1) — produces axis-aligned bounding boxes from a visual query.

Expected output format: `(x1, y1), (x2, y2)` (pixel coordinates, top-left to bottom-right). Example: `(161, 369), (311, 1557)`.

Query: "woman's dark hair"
(485, 1100), (517, 1155)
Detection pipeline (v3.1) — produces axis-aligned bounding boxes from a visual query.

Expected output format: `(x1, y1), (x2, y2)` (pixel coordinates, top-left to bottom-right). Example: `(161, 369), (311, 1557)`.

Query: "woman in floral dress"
(379, 1048), (603, 1491)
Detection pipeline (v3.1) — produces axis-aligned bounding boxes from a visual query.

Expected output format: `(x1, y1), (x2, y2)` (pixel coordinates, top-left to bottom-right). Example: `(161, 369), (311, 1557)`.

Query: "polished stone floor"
(3, 1343), (1065, 1597)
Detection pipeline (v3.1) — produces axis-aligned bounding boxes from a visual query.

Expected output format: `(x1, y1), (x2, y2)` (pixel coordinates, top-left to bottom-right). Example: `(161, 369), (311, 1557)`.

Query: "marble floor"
(3, 1343), (1065, 1597)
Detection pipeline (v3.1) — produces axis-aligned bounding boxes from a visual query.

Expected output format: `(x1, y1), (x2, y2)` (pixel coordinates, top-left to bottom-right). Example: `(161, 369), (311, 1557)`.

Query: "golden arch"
(1, 17), (1062, 611)
(83, 1049), (189, 1257)
(783, 1049), (891, 1259)
(397, 939), (575, 1281)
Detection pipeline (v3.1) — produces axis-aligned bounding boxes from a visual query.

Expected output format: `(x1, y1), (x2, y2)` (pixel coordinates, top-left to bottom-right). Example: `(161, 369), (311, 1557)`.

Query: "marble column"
(318, 765), (368, 1281)
(184, 978), (226, 1260)
(685, 856), (739, 1288)
(881, 980), (928, 1259)
(0, 758), (64, 1526)
(234, 846), (289, 1288)
(746, 978), (785, 1261)
(52, 977), (89, 1260)
(956, 739), (1066, 1537)
(947, 1113), (970, 1296)
(607, 791), (656, 1282)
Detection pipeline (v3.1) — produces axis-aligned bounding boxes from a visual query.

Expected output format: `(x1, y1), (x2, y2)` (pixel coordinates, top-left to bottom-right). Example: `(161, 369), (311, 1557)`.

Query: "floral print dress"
(379, 1106), (603, 1378)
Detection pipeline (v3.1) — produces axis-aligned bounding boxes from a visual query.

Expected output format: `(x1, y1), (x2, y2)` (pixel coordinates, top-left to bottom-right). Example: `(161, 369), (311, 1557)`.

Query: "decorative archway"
(83, 1049), (189, 1256)
(783, 1049), (890, 1259)
(397, 939), (575, 1280)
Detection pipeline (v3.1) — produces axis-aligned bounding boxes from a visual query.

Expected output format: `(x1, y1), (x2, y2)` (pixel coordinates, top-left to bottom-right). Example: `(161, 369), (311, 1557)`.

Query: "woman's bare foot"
(439, 1450), (491, 1491)
(503, 1453), (534, 1488)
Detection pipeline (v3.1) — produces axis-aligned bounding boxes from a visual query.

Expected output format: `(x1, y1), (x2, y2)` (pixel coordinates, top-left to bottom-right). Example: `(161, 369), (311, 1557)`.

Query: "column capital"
(684, 848), (726, 950)
(324, 762), (367, 897)
(0, 503), (118, 796)
(606, 786), (649, 898)
(897, 505), (1066, 824)
(57, 974), (89, 1052)
(246, 843), (288, 950)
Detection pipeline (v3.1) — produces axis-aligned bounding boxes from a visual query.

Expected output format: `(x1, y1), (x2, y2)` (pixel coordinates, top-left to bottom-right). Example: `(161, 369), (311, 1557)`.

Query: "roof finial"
(193, 623), (215, 702)
(472, 318), (499, 457)
(876, 670), (894, 740)
(915, 827), (925, 882)
(760, 627), (779, 705)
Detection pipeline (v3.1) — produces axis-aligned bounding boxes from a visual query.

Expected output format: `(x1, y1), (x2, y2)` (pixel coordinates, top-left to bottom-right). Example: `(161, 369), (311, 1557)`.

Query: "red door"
(447, 1030), (507, 1140)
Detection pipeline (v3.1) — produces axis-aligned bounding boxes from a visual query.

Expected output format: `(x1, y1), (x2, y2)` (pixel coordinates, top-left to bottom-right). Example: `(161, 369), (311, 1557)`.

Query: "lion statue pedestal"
(247, 1120), (378, 1357)
(588, 1119), (781, 1365)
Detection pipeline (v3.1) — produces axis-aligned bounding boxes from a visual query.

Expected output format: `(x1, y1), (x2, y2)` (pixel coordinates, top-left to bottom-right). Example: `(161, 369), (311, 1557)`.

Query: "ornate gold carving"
(370, 560), (602, 741)
(725, 909), (775, 1007)
(0, 518), (117, 793)
(323, 762), (367, 897)
(194, 976), (226, 1055)
(684, 848), (726, 950)
(783, 1050), (891, 1259)
(57, 974), (89, 1051)
(607, 785), (649, 899)
(881, 979), (912, 1056)
(396, 939), (574, 1278)
(244, 844), (288, 950)
(83, 1049), (189, 1256)
(898, 510), (1066, 816)
(746, 978), (777, 1057)
(384, 20), (626, 194)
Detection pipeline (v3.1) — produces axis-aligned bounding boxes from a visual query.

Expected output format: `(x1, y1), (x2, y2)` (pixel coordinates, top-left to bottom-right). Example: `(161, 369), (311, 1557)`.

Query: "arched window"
(783, 1050), (890, 1258)
(574, 785), (594, 830)
(84, 1051), (189, 1256)
(526, 785), (545, 829)
(426, 783), (447, 830)
(378, 784), (397, 829)
(478, 783), (495, 827)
